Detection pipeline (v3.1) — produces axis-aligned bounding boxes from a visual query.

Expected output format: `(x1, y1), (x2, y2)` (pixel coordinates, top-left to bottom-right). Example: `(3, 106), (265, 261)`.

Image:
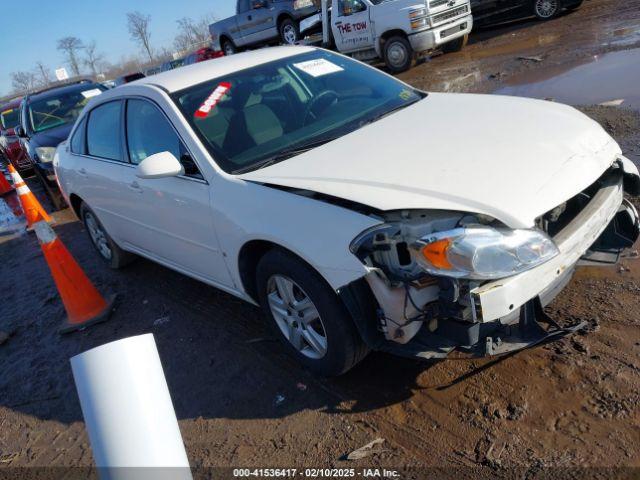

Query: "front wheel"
(256, 249), (369, 376)
(279, 18), (299, 45)
(383, 36), (414, 74)
(533, 0), (561, 19)
(441, 34), (468, 54)
(221, 39), (236, 56)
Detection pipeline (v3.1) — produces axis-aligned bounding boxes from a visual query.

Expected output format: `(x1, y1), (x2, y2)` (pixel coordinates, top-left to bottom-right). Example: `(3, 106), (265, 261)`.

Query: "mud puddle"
(494, 48), (640, 108)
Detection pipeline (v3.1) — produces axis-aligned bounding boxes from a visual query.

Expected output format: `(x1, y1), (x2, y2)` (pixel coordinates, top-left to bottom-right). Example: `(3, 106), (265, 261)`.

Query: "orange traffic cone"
(0, 170), (14, 196)
(6, 163), (51, 227)
(32, 220), (116, 334)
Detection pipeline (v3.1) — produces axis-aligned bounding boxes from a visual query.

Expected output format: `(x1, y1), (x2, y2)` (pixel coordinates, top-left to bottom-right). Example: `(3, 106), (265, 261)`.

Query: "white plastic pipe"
(71, 334), (192, 480)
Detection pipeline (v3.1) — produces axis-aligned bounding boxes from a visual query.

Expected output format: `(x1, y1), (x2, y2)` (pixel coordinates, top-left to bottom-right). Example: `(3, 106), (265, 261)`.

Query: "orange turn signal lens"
(421, 239), (453, 269)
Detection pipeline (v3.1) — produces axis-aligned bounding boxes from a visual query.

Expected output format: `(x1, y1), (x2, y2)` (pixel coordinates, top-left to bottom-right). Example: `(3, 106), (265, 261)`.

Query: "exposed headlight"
(412, 227), (559, 280)
(36, 147), (56, 163)
(294, 0), (314, 9)
(409, 7), (430, 29)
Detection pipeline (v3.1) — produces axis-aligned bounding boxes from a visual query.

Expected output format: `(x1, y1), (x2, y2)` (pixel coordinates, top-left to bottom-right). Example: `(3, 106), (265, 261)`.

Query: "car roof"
(129, 46), (317, 93)
(26, 82), (101, 103)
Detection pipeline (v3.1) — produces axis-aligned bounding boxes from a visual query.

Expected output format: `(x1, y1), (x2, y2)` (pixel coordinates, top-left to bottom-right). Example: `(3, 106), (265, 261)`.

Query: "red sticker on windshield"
(194, 82), (231, 118)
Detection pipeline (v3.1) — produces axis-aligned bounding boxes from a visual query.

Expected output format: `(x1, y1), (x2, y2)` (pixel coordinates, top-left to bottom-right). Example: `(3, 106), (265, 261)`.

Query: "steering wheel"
(302, 90), (339, 126)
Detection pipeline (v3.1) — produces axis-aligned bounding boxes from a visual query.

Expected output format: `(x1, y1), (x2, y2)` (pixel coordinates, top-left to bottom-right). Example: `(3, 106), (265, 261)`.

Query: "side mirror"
(135, 151), (185, 179)
(15, 126), (27, 138)
(252, 0), (267, 8)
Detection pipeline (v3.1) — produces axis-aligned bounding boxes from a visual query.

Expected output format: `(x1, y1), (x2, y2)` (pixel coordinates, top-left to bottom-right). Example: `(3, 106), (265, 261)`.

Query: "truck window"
(338, 0), (367, 16)
(238, 0), (251, 13)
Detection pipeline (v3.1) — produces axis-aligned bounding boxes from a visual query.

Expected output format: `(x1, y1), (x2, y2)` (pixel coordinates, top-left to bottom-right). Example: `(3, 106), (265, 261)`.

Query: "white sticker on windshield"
(293, 58), (343, 78)
(81, 89), (102, 99)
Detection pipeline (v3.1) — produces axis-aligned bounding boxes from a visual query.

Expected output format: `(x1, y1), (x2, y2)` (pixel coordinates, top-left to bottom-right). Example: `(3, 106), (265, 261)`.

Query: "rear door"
(74, 100), (130, 241)
(118, 97), (232, 286)
(332, 0), (373, 54)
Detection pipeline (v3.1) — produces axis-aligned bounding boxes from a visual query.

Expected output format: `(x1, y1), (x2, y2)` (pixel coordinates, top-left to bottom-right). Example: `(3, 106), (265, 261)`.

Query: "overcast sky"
(0, 0), (237, 96)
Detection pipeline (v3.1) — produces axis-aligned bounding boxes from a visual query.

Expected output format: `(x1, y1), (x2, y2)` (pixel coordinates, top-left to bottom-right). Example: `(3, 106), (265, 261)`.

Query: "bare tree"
(35, 62), (52, 86)
(57, 36), (84, 76)
(11, 71), (38, 93)
(84, 40), (106, 76)
(127, 11), (154, 61)
(173, 15), (216, 52)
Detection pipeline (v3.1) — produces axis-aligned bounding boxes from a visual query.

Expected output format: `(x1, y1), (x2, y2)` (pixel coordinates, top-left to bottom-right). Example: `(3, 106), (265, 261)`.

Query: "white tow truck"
(301, 0), (473, 72)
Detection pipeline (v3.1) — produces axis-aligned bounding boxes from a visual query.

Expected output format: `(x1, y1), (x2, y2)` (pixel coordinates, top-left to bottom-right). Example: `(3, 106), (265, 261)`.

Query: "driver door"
(332, 0), (373, 54)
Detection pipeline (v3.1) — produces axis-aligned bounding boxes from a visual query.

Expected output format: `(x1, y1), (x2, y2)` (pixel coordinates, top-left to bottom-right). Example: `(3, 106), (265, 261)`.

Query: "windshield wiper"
(358, 99), (420, 128)
(232, 134), (342, 174)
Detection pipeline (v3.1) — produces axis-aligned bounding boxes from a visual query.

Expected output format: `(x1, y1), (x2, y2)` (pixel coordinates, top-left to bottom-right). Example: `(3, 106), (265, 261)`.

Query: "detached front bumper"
(472, 168), (638, 323)
(409, 14), (472, 53)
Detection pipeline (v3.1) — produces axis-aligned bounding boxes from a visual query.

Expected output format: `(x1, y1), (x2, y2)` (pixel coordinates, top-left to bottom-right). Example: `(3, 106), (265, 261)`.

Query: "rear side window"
(87, 101), (123, 161)
(70, 117), (87, 154)
(126, 99), (202, 178)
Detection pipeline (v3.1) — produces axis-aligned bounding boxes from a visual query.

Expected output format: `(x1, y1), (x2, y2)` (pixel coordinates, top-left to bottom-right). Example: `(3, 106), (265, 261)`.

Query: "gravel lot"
(1, 1), (639, 477)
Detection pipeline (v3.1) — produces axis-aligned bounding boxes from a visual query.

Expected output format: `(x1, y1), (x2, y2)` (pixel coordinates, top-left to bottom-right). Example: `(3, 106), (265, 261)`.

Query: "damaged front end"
(341, 163), (640, 360)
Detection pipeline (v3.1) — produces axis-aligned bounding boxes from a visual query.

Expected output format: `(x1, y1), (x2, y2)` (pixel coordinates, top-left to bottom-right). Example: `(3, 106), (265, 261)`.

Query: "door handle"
(248, 15), (252, 20)
(128, 181), (143, 193)
(78, 167), (88, 177)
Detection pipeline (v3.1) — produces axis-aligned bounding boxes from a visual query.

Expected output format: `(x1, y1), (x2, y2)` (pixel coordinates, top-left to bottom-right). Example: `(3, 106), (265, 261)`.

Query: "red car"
(0, 98), (32, 174)
(183, 47), (224, 65)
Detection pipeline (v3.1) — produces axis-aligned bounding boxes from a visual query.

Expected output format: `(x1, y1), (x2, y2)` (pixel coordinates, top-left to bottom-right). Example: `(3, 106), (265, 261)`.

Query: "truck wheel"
(533, 0), (561, 19)
(80, 202), (135, 269)
(383, 36), (414, 74)
(256, 249), (369, 376)
(221, 39), (236, 56)
(441, 34), (468, 54)
(279, 18), (299, 45)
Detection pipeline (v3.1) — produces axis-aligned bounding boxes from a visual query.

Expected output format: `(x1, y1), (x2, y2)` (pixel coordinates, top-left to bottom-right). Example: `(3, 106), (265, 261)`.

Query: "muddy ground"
(1, 1), (640, 478)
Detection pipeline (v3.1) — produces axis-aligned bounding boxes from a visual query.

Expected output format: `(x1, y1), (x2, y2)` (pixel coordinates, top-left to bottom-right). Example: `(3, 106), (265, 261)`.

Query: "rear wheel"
(256, 249), (369, 376)
(221, 38), (236, 56)
(533, 0), (561, 19)
(80, 203), (135, 269)
(279, 17), (299, 45)
(383, 36), (414, 74)
(441, 34), (468, 54)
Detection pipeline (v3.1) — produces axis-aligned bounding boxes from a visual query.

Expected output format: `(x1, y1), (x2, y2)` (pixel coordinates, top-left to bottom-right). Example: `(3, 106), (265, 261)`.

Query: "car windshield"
(173, 50), (424, 173)
(28, 87), (102, 133)
(1, 108), (20, 130)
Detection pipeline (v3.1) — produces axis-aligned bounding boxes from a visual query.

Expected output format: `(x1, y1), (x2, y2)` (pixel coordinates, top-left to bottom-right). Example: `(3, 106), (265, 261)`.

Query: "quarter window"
(87, 101), (123, 161)
(70, 116), (87, 155)
(126, 99), (202, 178)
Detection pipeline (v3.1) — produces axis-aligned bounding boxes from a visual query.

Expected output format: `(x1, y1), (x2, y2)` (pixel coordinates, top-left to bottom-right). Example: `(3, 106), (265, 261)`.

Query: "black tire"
(279, 17), (299, 45)
(221, 38), (236, 56)
(565, 0), (582, 10)
(256, 249), (369, 376)
(441, 34), (468, 54)
(383, 36), (414, 74)
(80, 202), (135, 269)
(533, 0), (562, 20)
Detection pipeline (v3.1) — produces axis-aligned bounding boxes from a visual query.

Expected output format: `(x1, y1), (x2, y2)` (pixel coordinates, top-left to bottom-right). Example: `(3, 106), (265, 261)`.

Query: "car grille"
(432, 5), (469, 24)
(429, 0), (450, 7)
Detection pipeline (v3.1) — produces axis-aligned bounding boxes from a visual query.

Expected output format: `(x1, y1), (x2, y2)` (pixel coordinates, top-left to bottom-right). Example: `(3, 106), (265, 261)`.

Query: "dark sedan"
(471, 0), (583, 26)
(16, 81), (106, 208)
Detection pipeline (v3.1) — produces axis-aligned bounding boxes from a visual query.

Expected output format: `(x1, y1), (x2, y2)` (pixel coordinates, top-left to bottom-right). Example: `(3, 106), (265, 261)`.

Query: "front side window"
(87, 101), (123, 161)
(27, 85), (104, 134)
(338, 0), (367, 15)
(173, 50), (422, 173)
(238, 0), (250, 13)
(126, 99), (201, 178)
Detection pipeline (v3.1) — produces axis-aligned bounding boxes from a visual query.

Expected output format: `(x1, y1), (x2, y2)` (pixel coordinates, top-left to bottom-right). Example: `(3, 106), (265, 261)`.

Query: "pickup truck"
(210, 0), (321, 55)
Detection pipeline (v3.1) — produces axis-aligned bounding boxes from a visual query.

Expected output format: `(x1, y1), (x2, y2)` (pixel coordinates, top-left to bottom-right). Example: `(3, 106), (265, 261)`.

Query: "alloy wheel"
(267, 274), (328, 359)
(283, 24), (298, 44)
(85, 212), (112, 260)
(535, 0), (558, 18)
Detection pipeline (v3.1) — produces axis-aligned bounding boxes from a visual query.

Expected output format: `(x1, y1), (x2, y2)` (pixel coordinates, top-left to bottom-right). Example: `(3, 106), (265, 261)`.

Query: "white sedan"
(55, 46), (640, 375)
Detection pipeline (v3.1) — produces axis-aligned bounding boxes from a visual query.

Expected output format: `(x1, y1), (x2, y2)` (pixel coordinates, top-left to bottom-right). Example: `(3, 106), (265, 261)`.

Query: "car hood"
(239, 93), (620, 228)
(30, 123), (74, 148)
